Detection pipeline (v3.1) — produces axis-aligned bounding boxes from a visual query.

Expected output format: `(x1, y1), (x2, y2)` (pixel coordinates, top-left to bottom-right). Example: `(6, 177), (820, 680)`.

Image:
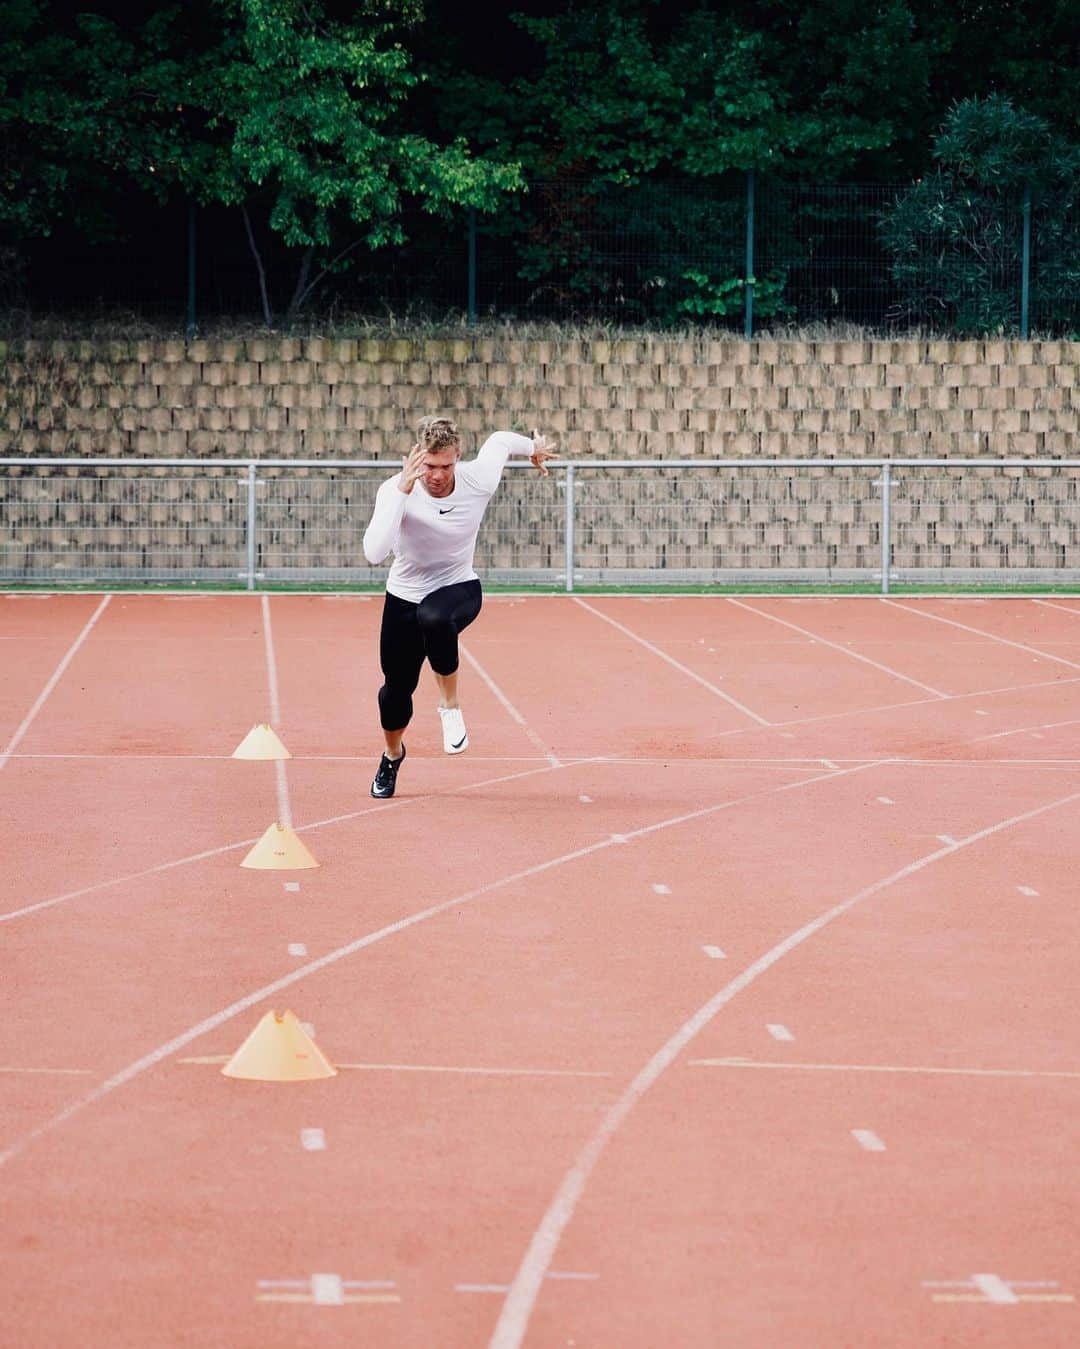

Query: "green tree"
(879, 96), (1080, 333)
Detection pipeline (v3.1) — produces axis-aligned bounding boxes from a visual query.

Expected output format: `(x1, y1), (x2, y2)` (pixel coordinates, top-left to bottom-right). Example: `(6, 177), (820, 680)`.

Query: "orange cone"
(241, 823), (319, 870)
(222, 1009), (336, 1081)
(232, 724), (292, 760)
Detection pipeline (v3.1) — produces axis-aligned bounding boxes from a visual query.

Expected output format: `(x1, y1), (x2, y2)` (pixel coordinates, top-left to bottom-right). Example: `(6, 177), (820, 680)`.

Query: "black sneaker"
(371, 745), (406, 799)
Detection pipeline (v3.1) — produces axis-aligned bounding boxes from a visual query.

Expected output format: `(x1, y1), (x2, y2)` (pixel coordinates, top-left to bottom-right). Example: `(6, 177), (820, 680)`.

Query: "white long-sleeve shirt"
(362, 431), (535, 602)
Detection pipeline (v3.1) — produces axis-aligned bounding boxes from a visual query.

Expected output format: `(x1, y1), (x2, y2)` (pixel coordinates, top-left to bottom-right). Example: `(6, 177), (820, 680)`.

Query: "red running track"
(2, 592), (1079, 1347)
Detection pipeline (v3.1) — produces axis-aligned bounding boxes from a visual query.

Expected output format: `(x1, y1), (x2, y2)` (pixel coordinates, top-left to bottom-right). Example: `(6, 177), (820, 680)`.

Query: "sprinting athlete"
(362, 416), (558, 798)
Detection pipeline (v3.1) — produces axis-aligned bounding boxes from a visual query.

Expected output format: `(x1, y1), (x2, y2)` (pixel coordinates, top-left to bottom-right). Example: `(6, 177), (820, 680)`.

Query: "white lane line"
(312, 1273), (345, 1306)
(487, 784), (1080, 1349)
(284, 882), (300, 892)
(766, 1024), (794, 1042)
(260, 594), (292, 828)
(0, 759), (576, 924)
(288, 943), (308, 956)
(652, 884), (672, 895)
(726, 597), (948, 698)
(1017, 885), (1040, 897)
(877, 796), (894, 805)
(852, 1129), (886, 1152)
(883, 599), (1080, 672)
(0, 595), (111, 773)
(0, 1066), (94, 1075)
(974, 709), (989, 716)
(1034, 598), (1080, 619)
(972, 1273), (1020, 1305)
(822, 759), (839, 769)
(574, 597), (771, 726)
(691, 1058), (1080, 1080)
(974, 715), (1080, 743)
(459, 644), (560, 767)
(300, 1128), (326, 1151)
(181, 1057), (612, 1077)
(546, 1272), (599, 1281)
(702, 945), (726, 959)
(458, 1284), (511, 1294)
(0, 762), (881, 1169)
(579, 795), (592, 803)
(936, 834), (958, 846)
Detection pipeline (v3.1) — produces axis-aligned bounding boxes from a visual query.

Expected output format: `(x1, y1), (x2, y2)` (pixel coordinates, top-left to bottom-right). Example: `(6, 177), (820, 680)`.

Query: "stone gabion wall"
(1, 335), (1076, 460)
(0, 335), (1077, 581)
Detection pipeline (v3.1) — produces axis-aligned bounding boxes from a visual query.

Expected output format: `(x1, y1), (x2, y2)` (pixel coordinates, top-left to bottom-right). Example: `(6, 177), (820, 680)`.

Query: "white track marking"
(311, 1274), (345, 1305)
(726, 597), (948, 698)
(0, 760), (576, 924)
(287, 943), (308, 956)
(877, 796), (894, 805)
(260, 595), (292, 828)
(284, 882), (300, 892)
(546, 1272), (599, 1281)
(936, 834), (957, 845)
(702, 945), (726, 959)
(579, 794), (592, 803)
(1034, 599), (1080, 619)
(972, 1274), (1020, 1304)
(459, 644), (560, 766)
(458, 1284), (511, 1294)
(883, 599), (1080, 672)
(852, 1129), (886, 1152)
(573, 597), (771, 726)
(766, 1024), (794, 1042)
(0, 762), (879, 1169)
(180, 1057), (611, 1077)
(652, 884), (671, 895)
(691, 1058), (1080, 1080)
(0, 595), (111, 773)
(974, 715), (1080, 743)
(488, 784), (1080, 1349)
(1017, 885), (1039, 897)
(300, 1128), (326, 1151)
(0, 1066), (93, 1075)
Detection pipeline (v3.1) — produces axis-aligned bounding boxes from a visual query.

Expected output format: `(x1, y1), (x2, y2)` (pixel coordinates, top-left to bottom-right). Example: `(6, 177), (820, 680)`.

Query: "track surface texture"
(3, 593), (1079, 1348)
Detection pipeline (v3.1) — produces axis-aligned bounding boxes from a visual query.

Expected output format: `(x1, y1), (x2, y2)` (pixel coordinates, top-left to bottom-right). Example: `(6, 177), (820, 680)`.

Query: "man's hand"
(529, 429), (560, 476)
(398, 443), (426, 494)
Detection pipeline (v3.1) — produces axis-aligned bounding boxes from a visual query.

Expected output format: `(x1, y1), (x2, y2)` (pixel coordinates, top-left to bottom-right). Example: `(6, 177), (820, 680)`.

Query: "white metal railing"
(1, 457), (1078, 592)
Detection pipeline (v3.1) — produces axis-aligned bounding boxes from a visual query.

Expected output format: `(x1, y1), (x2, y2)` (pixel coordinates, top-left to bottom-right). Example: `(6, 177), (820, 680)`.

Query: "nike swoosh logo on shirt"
(438, 507), (456, 514)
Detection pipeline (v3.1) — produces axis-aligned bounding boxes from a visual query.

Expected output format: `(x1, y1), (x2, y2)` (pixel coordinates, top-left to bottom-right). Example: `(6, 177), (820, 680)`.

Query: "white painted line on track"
(546, 1272), (599, 1281)
(284, 882), (300, 892)
(300, 1128), (326, 1151)
(702, 945), (726, 959)
(726, 597), (949, 698)
(883, 599), (1080, 672)
(288, 943), (308, 956)
(1017, 885), (1040, 897)
(974, 715), (1080, 743)
(822, 759), (839, 769)
(972, 1273), (1020, 1304)
(0, 1066), (94, 1075)
(1034, 598), (1080, 619)
(936, 834), (958, 846)
(488, 784), (1080, 1349)
(877, 796), (894, 805)
(0, 595), (111, 774)
(852, 1129), (886, 1152)
(574, 597), (772, 726)
(260, 594), (292, 828)
(579, 794), (592, 803)
(652, 883), (671, 895)
(691, 1058), (1080, 1080)
(459, 643), (561, 766)
(458, 1284), (511, 1294)
(0, 762), (882, 1170)
(766, 1024), (794, 1042)
(974, 709), (989, 716)
(312, 1274), (345, 1305)
(0, 759), (577, 924)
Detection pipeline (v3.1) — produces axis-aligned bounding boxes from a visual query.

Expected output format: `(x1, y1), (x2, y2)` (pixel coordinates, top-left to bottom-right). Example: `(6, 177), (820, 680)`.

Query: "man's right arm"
(362, 476), (408, 564)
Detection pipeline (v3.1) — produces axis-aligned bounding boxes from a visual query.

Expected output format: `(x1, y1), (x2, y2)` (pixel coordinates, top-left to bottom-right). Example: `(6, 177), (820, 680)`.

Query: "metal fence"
(2, 458), (1078, 591)
(21, 178), (1080, 337)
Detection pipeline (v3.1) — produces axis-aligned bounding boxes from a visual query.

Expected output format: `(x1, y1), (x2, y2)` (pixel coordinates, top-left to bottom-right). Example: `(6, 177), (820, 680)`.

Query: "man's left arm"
(471, 430), (560, 494)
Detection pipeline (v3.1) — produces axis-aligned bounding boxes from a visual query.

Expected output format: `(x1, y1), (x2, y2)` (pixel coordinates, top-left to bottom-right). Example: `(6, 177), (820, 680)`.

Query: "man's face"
(422, 445), (460, 498)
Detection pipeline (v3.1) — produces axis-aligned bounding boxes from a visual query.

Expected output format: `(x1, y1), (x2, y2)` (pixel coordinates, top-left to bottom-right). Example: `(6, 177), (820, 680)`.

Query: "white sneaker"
(439, 706), (468, 754)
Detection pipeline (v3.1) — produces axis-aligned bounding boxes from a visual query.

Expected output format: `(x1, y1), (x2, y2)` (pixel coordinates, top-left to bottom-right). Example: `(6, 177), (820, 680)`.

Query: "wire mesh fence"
(2, 459), (1078, 590)
(19, 178), (1079, 336)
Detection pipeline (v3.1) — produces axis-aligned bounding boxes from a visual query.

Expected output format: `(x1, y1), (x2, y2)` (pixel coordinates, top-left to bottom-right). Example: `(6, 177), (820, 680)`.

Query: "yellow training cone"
(232, 723), (292, 760)
(241, 822), (320, 870)
(222, 1009), (336, 1081)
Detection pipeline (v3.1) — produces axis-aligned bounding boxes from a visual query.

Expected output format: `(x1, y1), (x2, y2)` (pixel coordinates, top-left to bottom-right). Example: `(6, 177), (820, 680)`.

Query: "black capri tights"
(377, 580), (483, 730)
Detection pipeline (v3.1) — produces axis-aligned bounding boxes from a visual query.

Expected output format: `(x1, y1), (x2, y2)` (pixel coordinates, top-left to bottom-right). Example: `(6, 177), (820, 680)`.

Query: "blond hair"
(417, 416), (460, 454)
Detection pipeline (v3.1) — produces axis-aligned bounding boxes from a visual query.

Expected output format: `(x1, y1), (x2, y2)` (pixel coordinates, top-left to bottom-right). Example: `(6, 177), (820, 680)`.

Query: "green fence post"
(744, 169), (755, 339)
(1020, 182), (1031, 340)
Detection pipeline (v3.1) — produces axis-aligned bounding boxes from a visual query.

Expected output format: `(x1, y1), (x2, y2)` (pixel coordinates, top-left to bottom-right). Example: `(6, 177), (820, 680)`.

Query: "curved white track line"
(0, 596), (111, 772)
(883, 599), (1080, 671)
(727, 597), (948, 698)
(0, 760), (577, 925)
(0, 761), (880, 1170)
(488, 784), (1080, 1349)
(573, 597), (772, 726)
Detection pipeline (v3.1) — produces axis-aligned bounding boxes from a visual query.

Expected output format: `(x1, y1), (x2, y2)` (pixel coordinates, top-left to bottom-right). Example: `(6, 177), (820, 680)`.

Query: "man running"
(362, 417), (559, 798)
